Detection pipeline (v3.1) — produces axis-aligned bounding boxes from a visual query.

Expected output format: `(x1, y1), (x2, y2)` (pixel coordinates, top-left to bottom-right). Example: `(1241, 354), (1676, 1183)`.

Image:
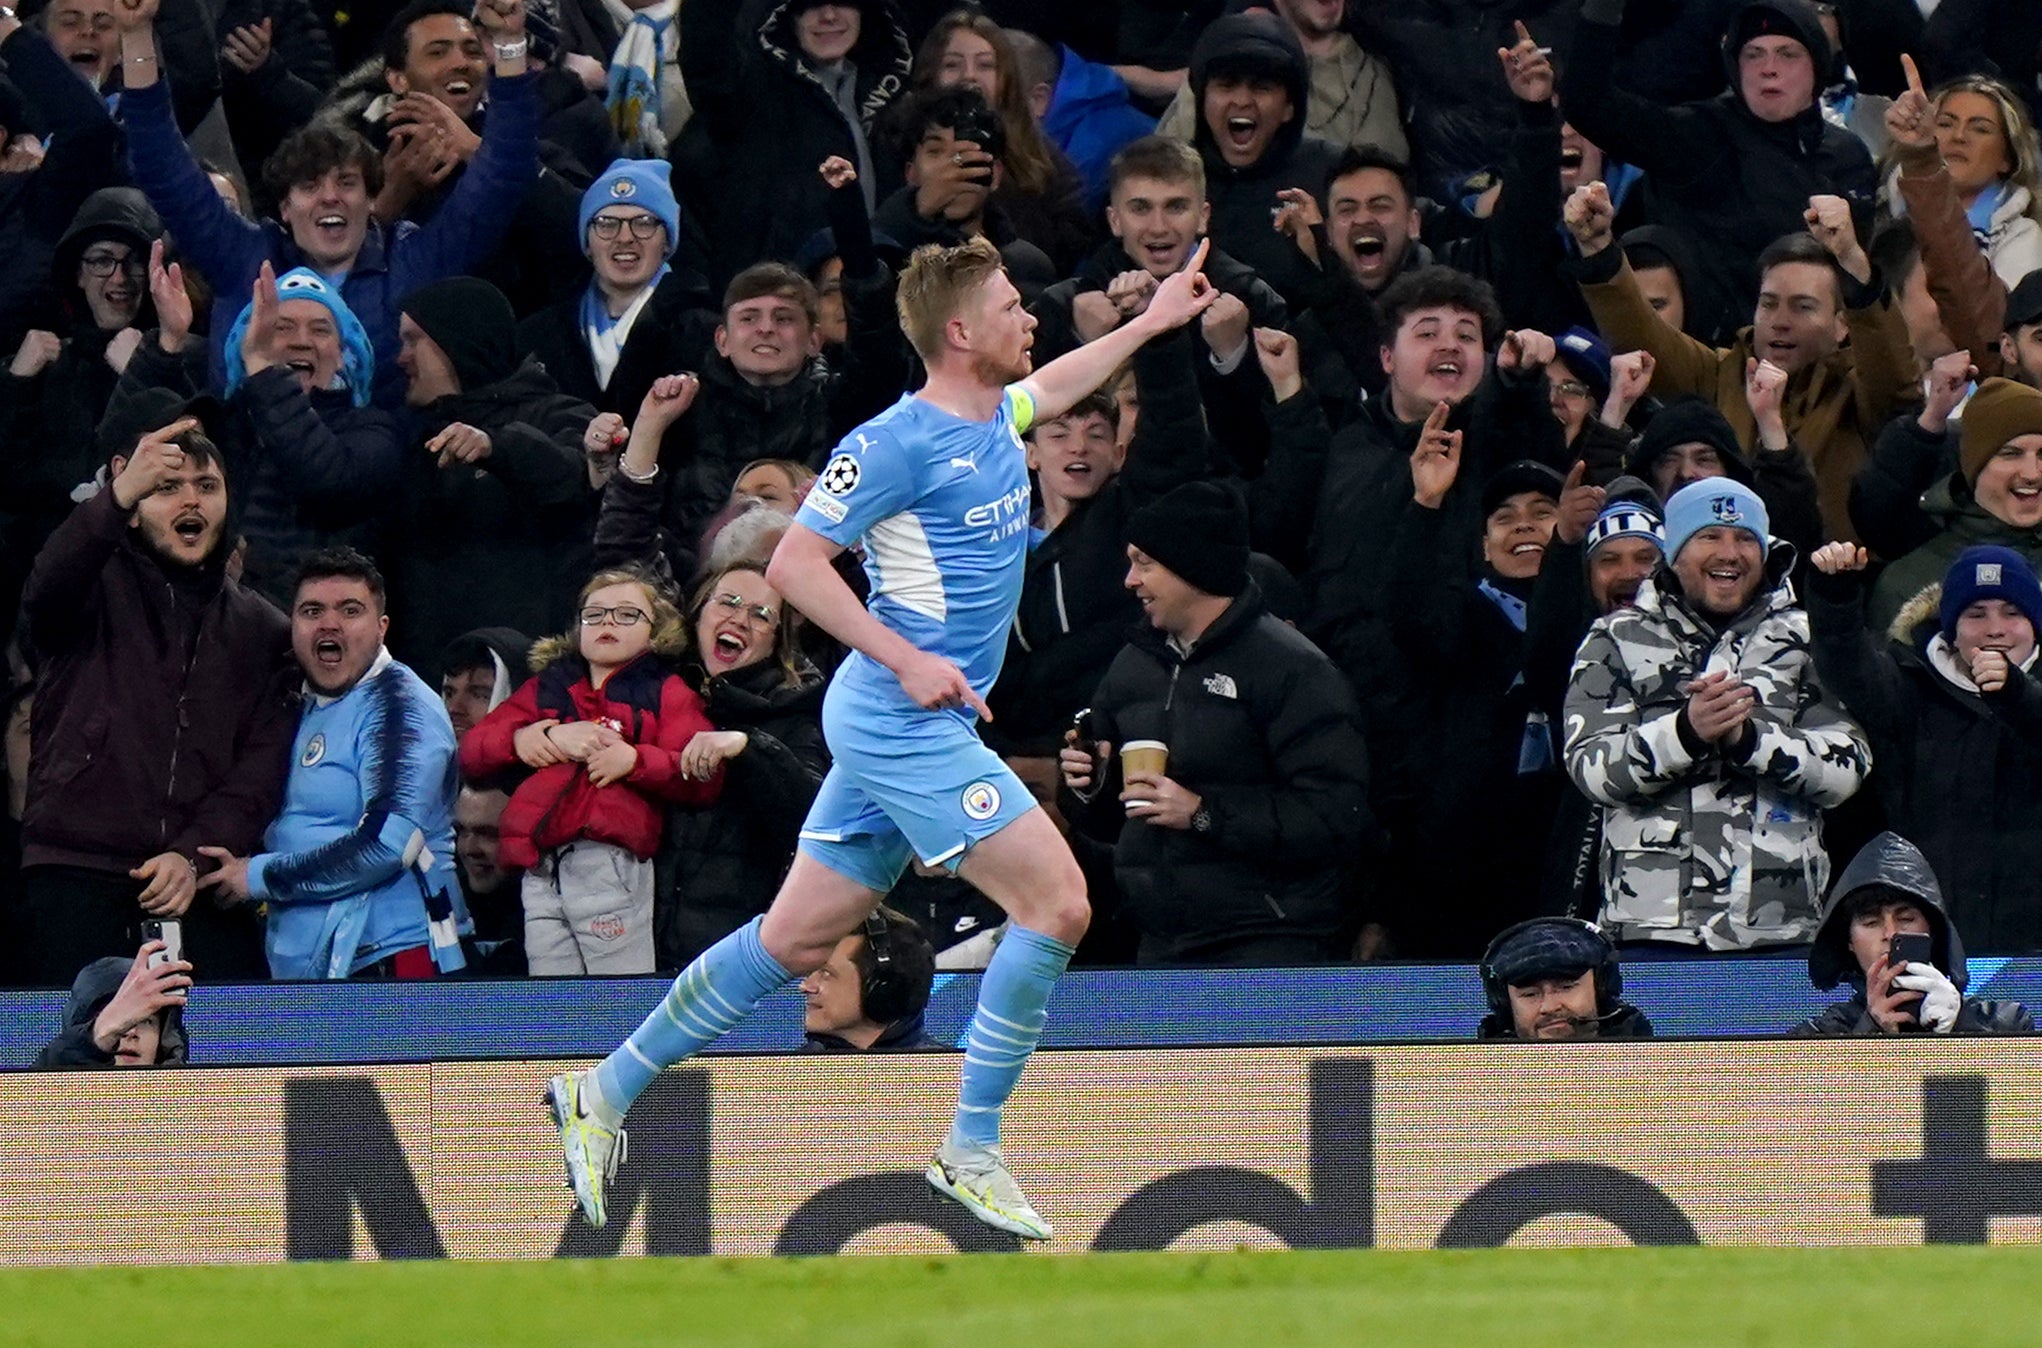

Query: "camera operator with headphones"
(799, 906), (941, 1052)
(1476, 917), (1655, 1041)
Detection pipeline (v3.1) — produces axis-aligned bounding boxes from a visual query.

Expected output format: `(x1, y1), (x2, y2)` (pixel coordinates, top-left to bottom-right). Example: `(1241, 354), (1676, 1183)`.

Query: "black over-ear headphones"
(1478, 917), (1622, 1019)
(859, 909), (914, 1025)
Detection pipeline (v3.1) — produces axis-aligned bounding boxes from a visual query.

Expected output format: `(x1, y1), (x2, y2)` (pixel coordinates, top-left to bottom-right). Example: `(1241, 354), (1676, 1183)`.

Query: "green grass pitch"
(11, 1247), (2042, 1347)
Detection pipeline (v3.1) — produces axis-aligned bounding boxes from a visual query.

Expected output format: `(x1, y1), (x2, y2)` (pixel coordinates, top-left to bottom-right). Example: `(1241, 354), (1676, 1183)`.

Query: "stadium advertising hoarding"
(9, 1042), (2042, 1265)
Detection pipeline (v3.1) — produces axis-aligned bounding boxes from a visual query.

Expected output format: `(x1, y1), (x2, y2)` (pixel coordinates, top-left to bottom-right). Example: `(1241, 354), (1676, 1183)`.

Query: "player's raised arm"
(1017, 239), (1221, 424)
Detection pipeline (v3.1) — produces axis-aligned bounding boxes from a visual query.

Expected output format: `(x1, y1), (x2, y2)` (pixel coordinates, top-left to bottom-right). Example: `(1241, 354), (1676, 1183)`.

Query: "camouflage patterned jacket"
(1561, 553), (1872, 949)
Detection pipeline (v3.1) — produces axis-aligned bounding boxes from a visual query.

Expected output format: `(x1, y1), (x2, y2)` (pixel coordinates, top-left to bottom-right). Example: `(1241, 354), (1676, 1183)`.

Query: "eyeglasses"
(1554, 380), (1593, 399)
(711, 592), (779, 629)
(588, 215), (666, 241)
(80, 252), (145, 279)
(580, 606), (650, 627)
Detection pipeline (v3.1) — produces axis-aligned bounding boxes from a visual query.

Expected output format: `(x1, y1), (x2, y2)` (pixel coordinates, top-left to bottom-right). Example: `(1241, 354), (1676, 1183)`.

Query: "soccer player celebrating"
(548, 237), (1220, 1240)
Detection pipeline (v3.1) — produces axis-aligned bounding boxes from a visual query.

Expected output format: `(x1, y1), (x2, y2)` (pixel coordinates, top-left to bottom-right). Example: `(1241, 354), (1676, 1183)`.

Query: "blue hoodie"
(1041, 46), (1156, 211)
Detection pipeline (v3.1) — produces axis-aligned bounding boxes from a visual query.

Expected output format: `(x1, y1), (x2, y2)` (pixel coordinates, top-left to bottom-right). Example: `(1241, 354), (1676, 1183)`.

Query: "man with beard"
(17, 404), (297, 984)
(1476, 917), (1652, 1040)
(1564, 477), (1870, 951)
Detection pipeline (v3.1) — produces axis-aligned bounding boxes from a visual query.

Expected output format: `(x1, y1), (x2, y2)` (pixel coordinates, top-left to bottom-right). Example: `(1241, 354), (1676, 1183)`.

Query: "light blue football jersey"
(794, 386), (1036, 715)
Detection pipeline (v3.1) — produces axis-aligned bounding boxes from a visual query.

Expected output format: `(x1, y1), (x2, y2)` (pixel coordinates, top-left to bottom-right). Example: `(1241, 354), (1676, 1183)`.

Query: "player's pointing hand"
(1137, 237), (1220, 333)
(894, 650), (993, 720)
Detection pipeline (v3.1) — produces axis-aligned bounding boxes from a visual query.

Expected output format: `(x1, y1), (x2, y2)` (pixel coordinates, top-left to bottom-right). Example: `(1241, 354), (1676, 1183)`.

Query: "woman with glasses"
(459, 568), (723, 975)
(652, 560), (829, 969)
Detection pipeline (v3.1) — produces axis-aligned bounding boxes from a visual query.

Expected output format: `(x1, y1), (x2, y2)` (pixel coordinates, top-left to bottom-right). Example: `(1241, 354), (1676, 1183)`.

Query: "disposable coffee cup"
(1122, 740), (1168, 777)
(1121, 739), (1168, 799)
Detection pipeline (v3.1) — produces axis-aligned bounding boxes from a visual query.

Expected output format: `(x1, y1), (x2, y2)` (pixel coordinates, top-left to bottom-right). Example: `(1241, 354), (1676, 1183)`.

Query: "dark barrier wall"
(7, 1043), (2042, 1264)
(10, 958), (2042, 1067)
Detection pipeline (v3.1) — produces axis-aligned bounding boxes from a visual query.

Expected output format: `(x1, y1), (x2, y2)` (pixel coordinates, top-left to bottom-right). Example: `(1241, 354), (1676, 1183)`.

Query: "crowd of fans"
(4, 0), (2042, 1042)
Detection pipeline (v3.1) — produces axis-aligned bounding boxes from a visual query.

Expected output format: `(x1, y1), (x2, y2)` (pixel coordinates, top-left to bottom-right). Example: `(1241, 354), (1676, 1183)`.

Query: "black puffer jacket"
(1184, 12), (1344, 312)
(674, 0), (912, 283)
(1807, 572), (2042, 954)
(33, 956), (191, 1068)
(1561, 0), (1878, 344)
(1065, 584), (1373, 964)
(654, 657), (828, 968)
(1794, 831), (2034, 1034)
(386, 357), (596, 680)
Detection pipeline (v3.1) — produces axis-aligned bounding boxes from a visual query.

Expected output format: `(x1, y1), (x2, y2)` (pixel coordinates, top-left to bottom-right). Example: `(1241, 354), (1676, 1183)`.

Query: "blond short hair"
(896, 236), (1007, 362)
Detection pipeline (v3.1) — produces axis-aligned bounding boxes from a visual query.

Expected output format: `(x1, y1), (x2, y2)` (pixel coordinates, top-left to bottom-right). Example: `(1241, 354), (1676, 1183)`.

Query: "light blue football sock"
(948, 923), (1075, 1150)
(592, 916), (791, 1119)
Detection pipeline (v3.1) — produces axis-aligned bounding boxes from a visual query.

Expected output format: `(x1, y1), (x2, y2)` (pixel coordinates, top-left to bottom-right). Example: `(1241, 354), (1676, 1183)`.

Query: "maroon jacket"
(21, 488), (299, 875)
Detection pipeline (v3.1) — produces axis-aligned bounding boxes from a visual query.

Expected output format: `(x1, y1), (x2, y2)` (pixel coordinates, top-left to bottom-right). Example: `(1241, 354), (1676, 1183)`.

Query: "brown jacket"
(1579, 248), (1920, 541)
(1894, 144), (2008, 377)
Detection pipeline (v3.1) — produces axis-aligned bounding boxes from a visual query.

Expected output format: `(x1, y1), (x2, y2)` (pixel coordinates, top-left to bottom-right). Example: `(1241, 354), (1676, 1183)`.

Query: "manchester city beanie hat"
(1662, 477), (1770, 563)
(1940, 545), (2042, 641)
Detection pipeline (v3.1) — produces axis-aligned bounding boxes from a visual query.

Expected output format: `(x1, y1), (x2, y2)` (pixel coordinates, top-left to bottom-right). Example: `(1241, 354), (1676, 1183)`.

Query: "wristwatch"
(1190, 804), (1213, 835)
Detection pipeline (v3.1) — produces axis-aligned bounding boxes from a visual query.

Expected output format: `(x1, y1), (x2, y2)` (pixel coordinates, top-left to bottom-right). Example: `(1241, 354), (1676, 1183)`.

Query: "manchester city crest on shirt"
(961, 780), (1001, 821)
(300, 733), (326, 767)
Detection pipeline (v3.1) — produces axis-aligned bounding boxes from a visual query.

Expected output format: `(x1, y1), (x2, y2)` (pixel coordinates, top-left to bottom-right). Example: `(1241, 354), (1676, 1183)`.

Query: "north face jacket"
(1563, 546), (1871, 949)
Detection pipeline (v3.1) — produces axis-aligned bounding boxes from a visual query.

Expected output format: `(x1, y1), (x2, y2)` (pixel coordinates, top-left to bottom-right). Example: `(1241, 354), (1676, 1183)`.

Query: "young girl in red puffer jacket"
(461, 568), (722, 974)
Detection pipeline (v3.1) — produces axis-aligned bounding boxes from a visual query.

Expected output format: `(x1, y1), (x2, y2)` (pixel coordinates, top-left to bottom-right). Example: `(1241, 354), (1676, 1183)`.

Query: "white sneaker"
(546, 1071), (626, 1227)
(926, 1141), (1053, 1241)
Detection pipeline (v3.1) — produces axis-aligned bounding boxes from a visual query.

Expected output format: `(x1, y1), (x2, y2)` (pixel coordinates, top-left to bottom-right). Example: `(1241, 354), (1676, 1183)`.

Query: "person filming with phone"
(1057, 481), (1371, 966)
(1795, 833), (2033, 1036)
(33, 932), (194, 1068)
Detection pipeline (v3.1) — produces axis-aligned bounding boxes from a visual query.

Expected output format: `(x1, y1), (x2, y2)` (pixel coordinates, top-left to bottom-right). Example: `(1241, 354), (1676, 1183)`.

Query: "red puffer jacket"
(460, 651), (722, 866)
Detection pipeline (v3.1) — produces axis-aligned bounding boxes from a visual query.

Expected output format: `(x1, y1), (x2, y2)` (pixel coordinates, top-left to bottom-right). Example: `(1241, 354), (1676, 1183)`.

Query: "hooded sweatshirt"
(2, 188), (169, 553)
(1184, 13), (1344, 311)
(33, 956), (191, 1068)
(1794, 831), (2034, 1034)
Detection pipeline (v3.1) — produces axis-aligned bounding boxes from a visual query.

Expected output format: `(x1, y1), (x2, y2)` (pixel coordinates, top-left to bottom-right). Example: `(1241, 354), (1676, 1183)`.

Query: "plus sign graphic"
(1872, 1076), (2042, 1243)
